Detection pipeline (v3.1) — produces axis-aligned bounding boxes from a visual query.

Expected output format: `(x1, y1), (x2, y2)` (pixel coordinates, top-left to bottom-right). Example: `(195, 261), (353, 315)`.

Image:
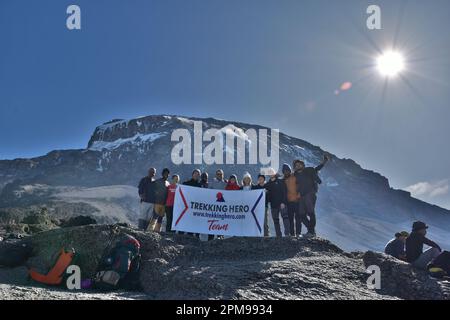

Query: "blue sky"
(1, 0), (450, 208)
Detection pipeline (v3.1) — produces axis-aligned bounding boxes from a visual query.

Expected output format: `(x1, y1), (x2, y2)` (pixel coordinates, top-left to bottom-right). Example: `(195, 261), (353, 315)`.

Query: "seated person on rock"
(405, 221), (441, 270)
(384, 231), (408, 260)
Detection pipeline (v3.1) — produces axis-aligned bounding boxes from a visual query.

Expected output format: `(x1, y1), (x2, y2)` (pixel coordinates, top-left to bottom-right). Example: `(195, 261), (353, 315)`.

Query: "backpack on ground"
(29, 248), (75, 285)
(94, 234), (141, 291)
(427, 251), (450, 278)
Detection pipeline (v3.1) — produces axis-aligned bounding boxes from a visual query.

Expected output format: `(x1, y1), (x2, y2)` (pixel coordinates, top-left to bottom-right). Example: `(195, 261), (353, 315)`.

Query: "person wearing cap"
(265, 168), (289, 237)
(147, 168), (170, 232)
(252, 174), (270, 237)
(209, 169), (227, 190)
(294, 154), (329, 237)
(405, 221), (442, 269)
(384, 231), (409, 260)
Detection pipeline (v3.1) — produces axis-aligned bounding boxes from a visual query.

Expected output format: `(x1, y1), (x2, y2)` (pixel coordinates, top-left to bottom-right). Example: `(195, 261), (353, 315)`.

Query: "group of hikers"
(137, 155), (449, 277)
(385, 221), (449, 276)
(138, 154), (330, 239)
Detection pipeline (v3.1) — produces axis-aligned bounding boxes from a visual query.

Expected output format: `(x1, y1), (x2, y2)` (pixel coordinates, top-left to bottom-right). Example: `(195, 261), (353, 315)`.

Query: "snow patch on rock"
(89, 132), (167, 151)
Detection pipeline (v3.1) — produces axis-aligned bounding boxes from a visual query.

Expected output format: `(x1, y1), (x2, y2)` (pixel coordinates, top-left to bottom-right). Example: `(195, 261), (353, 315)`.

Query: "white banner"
(172, 185), (266, 237)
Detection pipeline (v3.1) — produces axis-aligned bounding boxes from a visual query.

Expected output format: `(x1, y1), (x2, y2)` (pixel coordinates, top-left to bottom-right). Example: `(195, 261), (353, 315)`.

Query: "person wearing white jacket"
(240, 172), (253, 190)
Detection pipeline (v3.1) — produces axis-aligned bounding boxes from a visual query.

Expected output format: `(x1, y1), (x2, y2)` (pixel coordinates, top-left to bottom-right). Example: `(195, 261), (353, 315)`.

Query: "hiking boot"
(303, 232), (316, 238)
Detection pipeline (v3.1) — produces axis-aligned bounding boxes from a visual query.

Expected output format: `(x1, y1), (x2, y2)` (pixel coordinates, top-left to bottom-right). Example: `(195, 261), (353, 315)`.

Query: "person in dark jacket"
(200, 172), (209, 189)
(183, 169), (202, 187)
(405, 221), (442, 269)
(181, 169), (202, 237)
(137, 167), (156, 230)
(252, 174), (270, 237)
(384, 231), (409, 260)
(265, 168), (289, 237)
(294, 154), (329, 237)
(147, 168), (170, 232)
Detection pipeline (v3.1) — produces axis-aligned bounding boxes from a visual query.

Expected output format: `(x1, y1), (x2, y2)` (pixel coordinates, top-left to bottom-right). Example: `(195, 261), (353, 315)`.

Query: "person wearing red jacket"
(225, 174), (241, 190)
(165, 175), (179, 233)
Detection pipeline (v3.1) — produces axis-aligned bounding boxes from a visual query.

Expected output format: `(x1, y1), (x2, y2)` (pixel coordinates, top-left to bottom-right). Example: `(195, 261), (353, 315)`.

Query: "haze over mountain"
(0, 115), (449, 251)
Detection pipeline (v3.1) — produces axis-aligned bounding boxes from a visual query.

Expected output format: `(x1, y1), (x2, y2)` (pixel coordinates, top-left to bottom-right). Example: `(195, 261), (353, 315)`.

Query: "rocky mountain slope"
(1, 225), (449, 300)
(0, 115), (449, 251)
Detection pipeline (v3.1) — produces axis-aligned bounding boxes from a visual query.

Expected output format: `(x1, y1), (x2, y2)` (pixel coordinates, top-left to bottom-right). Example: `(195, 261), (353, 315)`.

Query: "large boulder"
(138, 235), (388, 300)
(0, 239), (33, 267)
(362, 251), (446, 300)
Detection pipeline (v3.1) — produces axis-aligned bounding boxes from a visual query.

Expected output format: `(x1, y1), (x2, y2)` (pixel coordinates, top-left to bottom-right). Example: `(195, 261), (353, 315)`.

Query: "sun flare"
(376, 51), (405, 77)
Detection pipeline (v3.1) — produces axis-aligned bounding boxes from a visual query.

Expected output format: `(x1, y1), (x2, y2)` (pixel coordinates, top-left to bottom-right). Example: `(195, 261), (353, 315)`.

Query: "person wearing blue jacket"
(384, 231), (409, 260)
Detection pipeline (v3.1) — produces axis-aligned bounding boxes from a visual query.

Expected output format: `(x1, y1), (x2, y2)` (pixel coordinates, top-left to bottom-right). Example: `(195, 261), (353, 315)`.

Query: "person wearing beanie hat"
(252, 174), (270, 237)
(384, 231), (409, 260)
(240, 172), (253, 191)
(405, 221), (442, 269)
(265, 168), (290, 237)
(294, 154), (329, 237)
(226, 174), (241, 190)
(183, 169), (202, 187)
(282, 163), (299, 237)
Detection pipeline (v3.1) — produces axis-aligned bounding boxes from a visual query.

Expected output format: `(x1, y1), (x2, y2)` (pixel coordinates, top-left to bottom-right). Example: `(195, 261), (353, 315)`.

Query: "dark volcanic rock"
(60, 215), (97, 228)
(0, 239), (32, 267)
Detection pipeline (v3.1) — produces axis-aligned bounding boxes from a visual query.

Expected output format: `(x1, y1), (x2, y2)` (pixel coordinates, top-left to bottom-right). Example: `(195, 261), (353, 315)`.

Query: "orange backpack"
(29, 248), (74, 285)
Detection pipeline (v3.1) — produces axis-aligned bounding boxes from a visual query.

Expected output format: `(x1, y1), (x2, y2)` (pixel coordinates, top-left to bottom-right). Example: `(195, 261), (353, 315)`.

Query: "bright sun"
(376, 51), (405, 77)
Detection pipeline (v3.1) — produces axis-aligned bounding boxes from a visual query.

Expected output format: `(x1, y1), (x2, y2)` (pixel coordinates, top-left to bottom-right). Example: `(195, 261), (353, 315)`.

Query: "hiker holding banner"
(241, 172), (253, 191)
(181, 169), (202, 237)
(226, 175), (241, 190)
(165, 174), (179, 233)
(252, 174), (270, 237)
(209, 169), (227, 190)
